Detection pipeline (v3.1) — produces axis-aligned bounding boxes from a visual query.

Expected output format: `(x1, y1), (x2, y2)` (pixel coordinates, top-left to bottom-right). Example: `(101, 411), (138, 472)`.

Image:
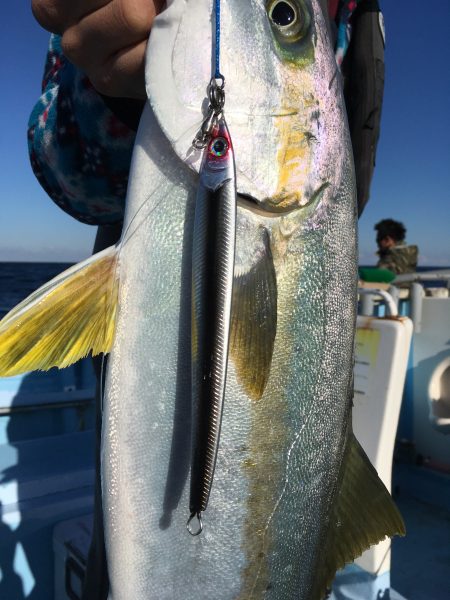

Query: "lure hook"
(186, 511), (203, 536)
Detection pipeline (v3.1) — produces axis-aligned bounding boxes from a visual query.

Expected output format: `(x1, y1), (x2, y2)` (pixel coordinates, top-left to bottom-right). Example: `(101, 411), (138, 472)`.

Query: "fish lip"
(237, 194), (275, 218)
(238, 194), (295, 217)
(238, 183), (329, 217)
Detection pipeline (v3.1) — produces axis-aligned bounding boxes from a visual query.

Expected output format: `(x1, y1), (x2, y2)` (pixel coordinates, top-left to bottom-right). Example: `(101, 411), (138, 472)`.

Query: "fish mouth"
(238, 194), (279, 218)
(237, 183), (329, 217)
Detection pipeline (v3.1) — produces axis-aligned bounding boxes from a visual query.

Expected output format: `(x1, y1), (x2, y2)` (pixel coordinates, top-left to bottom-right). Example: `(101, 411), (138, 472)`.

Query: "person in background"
(28, 1), (385, 598)
(375, 219), (419, 274)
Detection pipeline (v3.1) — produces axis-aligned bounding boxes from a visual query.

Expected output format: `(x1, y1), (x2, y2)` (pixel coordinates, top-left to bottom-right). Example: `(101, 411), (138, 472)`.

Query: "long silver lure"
(188, 80), (237, 535)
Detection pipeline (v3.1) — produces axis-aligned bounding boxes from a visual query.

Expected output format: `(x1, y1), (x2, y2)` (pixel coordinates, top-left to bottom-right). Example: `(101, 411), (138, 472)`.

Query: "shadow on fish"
(0, 0), (404, 598)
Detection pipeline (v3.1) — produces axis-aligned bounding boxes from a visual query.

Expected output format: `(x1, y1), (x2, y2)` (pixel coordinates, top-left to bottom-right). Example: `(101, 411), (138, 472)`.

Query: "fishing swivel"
(192, 77), (226, 150)
(209, 75), (225, 110)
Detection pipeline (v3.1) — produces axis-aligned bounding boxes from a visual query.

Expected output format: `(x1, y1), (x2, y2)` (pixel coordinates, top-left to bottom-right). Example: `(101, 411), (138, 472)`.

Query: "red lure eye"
(209, 137), (228, 157)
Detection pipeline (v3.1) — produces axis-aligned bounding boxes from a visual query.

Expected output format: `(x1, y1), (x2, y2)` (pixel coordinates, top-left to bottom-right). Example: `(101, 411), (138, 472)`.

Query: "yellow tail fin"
(0, 246), (120, 376)
(312, 432), (405, 600)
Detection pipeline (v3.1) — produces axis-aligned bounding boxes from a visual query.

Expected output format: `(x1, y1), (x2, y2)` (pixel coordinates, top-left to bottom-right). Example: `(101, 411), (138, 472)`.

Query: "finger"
(31, 0), (110, 35)
(61, 0), (155, 71)
(87, 39), (148, 99)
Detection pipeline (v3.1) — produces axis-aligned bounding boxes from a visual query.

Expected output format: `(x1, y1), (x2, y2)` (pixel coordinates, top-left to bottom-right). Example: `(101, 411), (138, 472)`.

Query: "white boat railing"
(358, 287), (398, 317)
(393, 269), (450, 285)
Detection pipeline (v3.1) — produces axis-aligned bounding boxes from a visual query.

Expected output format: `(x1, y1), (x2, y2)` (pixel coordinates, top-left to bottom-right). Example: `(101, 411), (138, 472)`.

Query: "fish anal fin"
(0, 246), (120, 376)
(230, 235), (277, 401)
(313, 433), (405, 600)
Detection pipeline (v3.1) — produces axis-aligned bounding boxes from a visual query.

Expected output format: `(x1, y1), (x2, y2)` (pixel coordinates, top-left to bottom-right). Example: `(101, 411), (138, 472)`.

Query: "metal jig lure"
(187, 0), (237, 536)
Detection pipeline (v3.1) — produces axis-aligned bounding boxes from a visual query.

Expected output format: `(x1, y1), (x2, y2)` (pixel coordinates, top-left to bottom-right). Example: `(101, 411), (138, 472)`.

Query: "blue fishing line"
(192, 0), (224, 148)
(214, 0), (223, 79)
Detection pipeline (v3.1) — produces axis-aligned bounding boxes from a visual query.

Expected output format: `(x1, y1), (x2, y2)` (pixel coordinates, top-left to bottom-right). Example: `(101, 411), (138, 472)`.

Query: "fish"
(0, 0), (405, 598)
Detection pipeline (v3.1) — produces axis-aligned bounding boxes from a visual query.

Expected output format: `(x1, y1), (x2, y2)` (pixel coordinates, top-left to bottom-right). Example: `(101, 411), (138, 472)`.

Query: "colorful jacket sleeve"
(27, 35), (137, 225)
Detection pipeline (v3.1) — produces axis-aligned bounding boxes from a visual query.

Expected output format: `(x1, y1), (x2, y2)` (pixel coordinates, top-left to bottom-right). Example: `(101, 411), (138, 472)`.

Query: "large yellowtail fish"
(0, 0), (404, 598)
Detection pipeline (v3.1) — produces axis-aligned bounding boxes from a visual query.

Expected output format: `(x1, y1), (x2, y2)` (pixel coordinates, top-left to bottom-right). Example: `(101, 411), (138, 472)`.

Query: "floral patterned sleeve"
(28, 35), (138, 225)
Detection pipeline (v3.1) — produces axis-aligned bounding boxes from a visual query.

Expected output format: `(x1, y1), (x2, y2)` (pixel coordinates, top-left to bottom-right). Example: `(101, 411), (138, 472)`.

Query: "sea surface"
(0, 262), (449, 320)
(0, 262), (73, 319)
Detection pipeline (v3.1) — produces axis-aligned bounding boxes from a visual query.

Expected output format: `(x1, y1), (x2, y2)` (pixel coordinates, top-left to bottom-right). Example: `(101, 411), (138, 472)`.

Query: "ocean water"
(0, 262), (73, 319)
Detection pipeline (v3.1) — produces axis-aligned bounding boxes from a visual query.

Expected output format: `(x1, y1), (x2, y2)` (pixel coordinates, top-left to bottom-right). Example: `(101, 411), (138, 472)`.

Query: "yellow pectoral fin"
(230, 231), (277, 401)
(0, 245), (120, 376)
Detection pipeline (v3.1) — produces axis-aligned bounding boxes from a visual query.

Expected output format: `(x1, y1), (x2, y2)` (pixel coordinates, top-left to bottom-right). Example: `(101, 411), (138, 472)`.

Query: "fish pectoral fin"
(230, 232), (277, 401)
(0, 245), (120, 376)
(313, 433), (405, 600)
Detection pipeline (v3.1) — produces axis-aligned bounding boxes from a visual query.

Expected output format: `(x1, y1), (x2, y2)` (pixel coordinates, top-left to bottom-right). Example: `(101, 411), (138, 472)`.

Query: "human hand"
(32, 0), (166, 99)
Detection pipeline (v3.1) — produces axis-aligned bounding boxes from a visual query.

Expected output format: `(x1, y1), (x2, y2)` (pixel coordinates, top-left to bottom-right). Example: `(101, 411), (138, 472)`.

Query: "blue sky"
(0, 1), (449, 264)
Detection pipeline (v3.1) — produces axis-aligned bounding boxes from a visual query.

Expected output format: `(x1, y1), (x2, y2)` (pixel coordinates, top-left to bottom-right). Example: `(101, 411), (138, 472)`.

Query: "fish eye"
(267, 0), (310, 42)
(270, 1), (297, 28)
(210, 137), (228, 157)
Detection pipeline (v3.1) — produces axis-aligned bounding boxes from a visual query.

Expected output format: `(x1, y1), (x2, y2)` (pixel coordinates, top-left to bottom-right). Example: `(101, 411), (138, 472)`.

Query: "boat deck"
(391, 462), (450, 600)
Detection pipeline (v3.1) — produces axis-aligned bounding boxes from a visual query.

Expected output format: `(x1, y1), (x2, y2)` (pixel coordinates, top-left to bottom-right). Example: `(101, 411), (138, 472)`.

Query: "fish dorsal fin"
(0, 246), (120, 376)
(312, 433), (406, 600)
(229, 234), (277, 400)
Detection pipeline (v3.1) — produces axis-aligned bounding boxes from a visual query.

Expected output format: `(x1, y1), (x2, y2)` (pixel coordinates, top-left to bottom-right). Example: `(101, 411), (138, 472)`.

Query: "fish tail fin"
(0, 245), (120, 377)
(314, 432), (405, 599)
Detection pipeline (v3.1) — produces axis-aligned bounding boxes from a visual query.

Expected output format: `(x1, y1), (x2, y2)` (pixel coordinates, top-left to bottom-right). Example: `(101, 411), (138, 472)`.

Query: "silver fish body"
(103, 108), (356, 600)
